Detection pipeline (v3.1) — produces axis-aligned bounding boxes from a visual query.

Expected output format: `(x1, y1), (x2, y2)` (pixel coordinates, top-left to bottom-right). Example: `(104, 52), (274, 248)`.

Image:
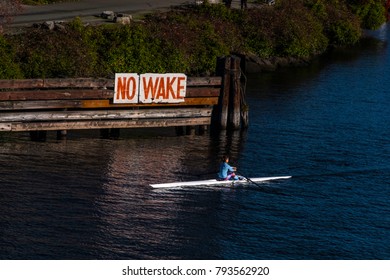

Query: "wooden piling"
(229, 56), (242, 130)
(239, 58), (249, 129)
(215, 55), (246, 130)
(216, 56), (231, 130)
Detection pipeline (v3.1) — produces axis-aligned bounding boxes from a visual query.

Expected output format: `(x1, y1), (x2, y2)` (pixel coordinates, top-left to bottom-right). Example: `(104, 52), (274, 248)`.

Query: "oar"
(237, 172), (263, 188)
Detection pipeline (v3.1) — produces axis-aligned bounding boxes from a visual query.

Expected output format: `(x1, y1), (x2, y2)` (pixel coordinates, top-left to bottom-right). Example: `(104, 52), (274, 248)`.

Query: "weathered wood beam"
(186, 87), (220, 97)
(187, 77), (222, 86)
(0, 87), (219, 100)
(0, 108), (212, 122)
(0, 97), (218, 110)
(0, 89), (113, 101)
(0, 117), (211, 132)
(0, 79), (44, 89)
(0, 100), (82, 110)
(79, 98), (218, 109)
(0, 88), (219, 102)
(42, 78), (113, 89)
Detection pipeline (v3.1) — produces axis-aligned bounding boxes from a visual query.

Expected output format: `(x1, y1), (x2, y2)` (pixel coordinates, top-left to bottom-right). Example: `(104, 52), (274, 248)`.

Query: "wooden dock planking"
(79, 97), (218, 109)
(0, 117), (212, 132)
(0, 87), (219, 101)
(0, 97), (219, 111)
(0, 77), (222, 134)
(0, 100), (82, 110)
(0, 108), (212, 122)
(0, 55), (248, 140)
(0, 89), (113, 101)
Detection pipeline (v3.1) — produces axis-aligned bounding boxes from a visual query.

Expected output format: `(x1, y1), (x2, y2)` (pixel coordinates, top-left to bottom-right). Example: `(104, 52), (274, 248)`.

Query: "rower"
(217, 155), (241, 181)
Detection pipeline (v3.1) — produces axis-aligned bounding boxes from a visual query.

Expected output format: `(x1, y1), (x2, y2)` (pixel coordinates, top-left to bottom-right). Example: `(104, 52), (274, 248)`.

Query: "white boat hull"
(150, 176), (291, 188)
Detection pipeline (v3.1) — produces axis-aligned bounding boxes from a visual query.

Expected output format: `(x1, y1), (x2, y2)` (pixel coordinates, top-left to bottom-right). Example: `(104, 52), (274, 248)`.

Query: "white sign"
(114, 73), (139, 104)
(139, 73), (186, 103)
(114, 73), (187, 104)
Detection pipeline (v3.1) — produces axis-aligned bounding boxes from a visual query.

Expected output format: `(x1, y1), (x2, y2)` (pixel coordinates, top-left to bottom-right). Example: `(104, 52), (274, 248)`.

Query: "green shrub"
(242, 7), (276, 57)
(307, 0), (328, 21)
(2, 0), (380, 78)
(94, 24), (189, 75)
(320, 0), (362, 45)
(353, 0), (386, 30)
(0, 36), (22, 79)
(243, 1), (328, 58)
(10, 26), (100, 78)
(328, 20), (361, 45)
(274, 0), (328, 57)
(143, 8), (236, 75)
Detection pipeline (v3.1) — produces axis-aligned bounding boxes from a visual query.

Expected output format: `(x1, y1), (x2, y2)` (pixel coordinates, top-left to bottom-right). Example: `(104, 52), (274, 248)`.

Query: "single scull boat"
(150, 176), (292, 188)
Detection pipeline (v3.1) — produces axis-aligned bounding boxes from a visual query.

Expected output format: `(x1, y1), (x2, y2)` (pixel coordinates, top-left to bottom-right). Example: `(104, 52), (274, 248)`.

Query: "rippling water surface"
(1, 26), (390, 260)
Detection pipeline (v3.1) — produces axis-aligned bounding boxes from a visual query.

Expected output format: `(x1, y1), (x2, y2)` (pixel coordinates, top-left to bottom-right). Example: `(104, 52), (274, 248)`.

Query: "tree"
(0, 0), (23, 33)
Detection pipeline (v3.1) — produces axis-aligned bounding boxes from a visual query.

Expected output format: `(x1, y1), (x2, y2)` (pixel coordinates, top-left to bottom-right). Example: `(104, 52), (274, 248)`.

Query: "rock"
(195, 0), (221, 4)
(43, 21), (55, 30)
(55, 23), (66, 32)
(243, 52), (310, 73)
(245, 53), (277, 72)
(115, 16), (131, 25)
(114, 14), (132, 25)
(101, 11), (115, 19)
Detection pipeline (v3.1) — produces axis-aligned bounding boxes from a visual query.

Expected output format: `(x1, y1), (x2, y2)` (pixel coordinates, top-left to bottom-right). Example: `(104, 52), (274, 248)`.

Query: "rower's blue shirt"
(218, 162), (234, 179)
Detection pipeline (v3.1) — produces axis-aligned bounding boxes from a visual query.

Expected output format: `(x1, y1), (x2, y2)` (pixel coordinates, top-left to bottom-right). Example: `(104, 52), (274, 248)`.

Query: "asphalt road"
(12, 0), (189, 26)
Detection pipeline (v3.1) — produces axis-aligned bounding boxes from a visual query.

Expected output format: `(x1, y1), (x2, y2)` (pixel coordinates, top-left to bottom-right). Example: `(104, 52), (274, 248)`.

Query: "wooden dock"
(0, 56), (247, 140)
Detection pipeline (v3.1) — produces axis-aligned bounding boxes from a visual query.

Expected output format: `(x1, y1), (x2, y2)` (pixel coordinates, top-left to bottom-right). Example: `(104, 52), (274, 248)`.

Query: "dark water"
(1, 26), (390, 260)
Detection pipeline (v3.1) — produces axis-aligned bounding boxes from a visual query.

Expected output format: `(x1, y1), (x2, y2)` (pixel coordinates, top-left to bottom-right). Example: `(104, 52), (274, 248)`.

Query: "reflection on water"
(0, 128), (252, 259)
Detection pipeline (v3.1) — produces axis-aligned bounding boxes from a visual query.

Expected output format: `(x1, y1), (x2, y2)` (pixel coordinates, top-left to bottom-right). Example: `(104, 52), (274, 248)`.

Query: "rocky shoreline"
(242, 53), (312, 73)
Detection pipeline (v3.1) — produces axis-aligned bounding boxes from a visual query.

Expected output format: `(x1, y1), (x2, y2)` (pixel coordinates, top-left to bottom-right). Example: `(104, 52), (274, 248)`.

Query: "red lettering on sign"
(127, 76), (137, 100)
(116, 77), (127, 100)
(166, 77), (177, 99)
(116, 76), (137, 101)
(156, 77), (166, 99)
(176, 76), (186, 99)
(142, 76), (159, 100)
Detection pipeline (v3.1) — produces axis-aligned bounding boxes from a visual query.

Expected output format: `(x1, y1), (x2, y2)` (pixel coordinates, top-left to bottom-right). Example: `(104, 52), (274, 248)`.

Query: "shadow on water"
(209, 128), (248, 166)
